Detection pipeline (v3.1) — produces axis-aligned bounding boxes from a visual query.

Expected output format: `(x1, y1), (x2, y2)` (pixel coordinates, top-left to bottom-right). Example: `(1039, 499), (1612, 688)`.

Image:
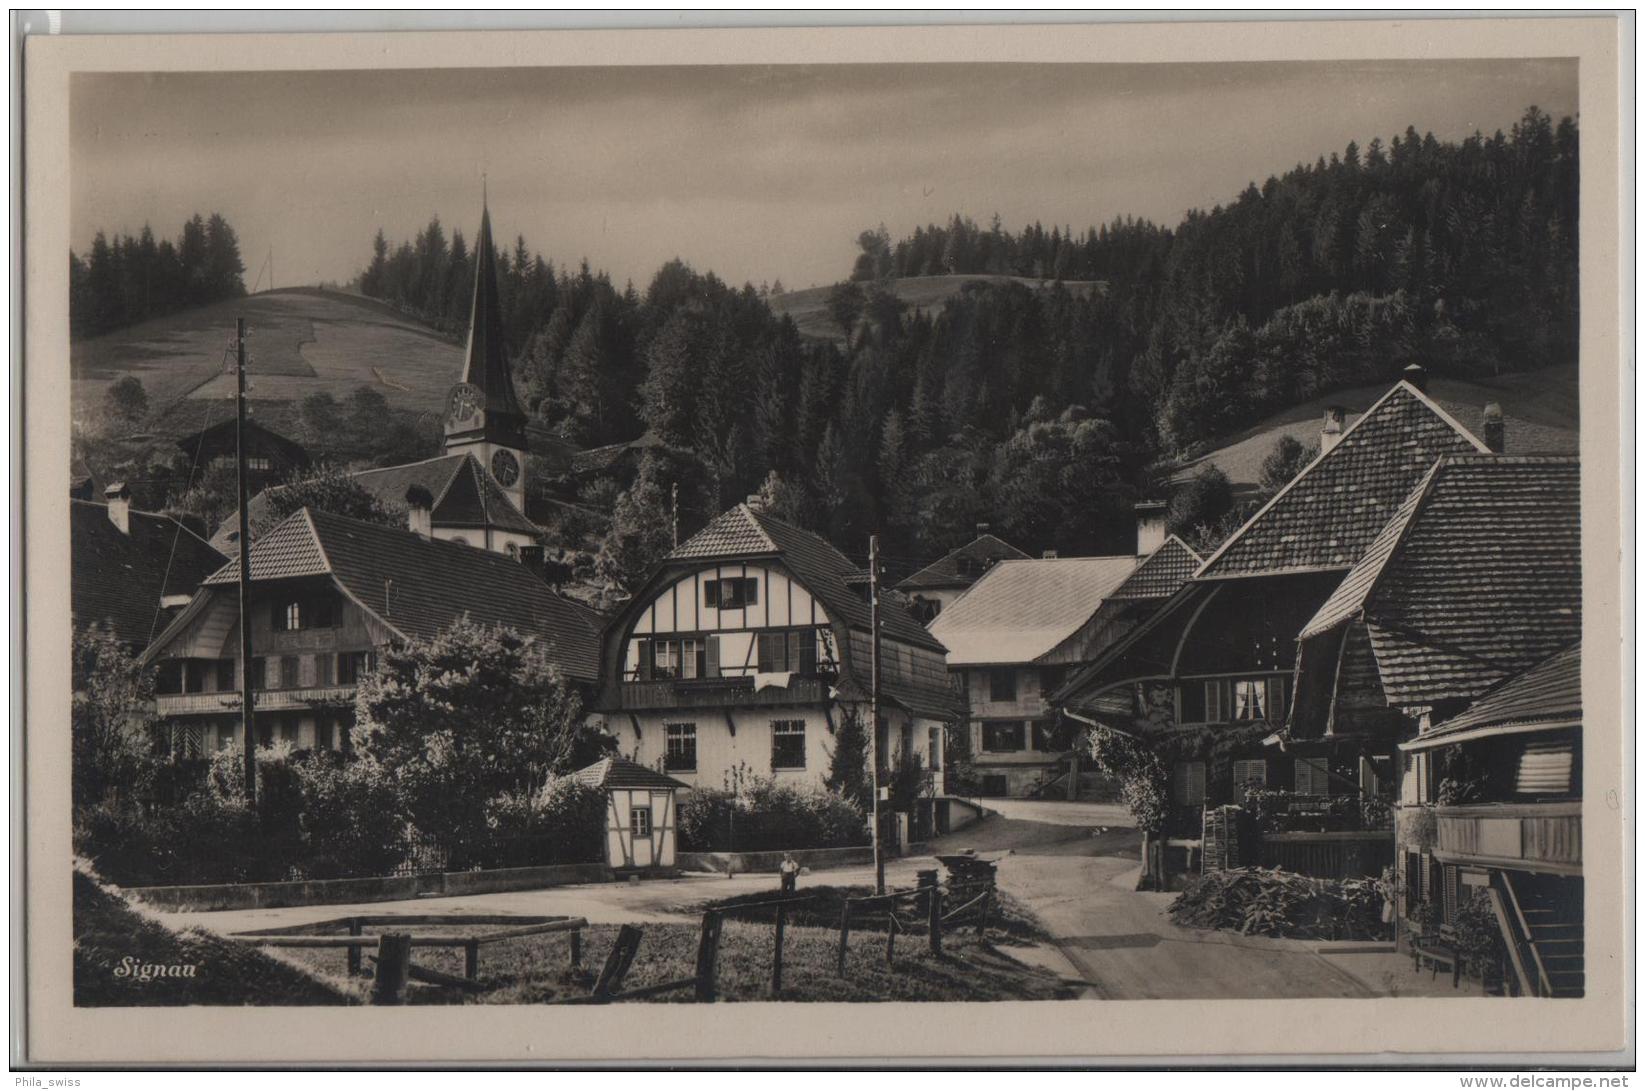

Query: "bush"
(292, 753), (407, 880)
(676, 776), (867, 853)
(1168, 866), (1390, 941)
(472, 776), (607, 868)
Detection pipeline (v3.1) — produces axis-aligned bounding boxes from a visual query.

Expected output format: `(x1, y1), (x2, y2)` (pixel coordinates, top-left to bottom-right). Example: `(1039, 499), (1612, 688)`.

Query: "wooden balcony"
(1434, 802), (1581, 876)
(615, 675), (831, 711)
(156, 686), (357, 717)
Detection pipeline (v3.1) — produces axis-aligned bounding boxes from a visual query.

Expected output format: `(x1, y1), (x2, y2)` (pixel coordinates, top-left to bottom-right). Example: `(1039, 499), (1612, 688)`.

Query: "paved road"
(941, 810), (1379, 999)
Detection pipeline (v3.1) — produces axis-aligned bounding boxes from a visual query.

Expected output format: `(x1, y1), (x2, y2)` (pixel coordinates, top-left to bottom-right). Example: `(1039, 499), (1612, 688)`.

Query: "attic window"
(704, 577), (758, 610)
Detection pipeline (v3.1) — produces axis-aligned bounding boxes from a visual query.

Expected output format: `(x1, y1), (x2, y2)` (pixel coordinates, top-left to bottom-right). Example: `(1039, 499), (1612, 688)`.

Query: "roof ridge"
(1298, 458), (1444, 640)
(429, 454), (473, 512)
(1192, 381), (1479, 580)
(353, 452), (465, 478)
(300, 507), (335, 574)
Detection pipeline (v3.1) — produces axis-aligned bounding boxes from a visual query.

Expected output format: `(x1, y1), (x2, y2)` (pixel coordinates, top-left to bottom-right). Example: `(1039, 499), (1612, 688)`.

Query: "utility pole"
(235, 317), (257, 804)
(671, 481), (679, 548)
(268, 246), (274, 292)
(869, 534), (884, 894)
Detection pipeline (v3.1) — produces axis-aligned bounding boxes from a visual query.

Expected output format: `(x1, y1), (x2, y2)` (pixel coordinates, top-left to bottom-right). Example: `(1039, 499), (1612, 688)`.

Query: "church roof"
(456, 203), (527, 433)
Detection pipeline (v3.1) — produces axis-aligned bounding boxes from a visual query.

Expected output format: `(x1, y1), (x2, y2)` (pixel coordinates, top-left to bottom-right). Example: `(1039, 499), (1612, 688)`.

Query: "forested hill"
(352, 106), (1577, 589)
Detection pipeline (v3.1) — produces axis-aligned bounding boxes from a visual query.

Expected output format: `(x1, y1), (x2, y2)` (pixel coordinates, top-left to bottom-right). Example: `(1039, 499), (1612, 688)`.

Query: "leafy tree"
(1258, 434), (1318, 496)
(352, 617), (613, 845)
(104, 376), (148, 424)
(1168, 465), (1234, 542)
(260, 463), (408, 533)
(72, 623), (158, 809)
(298, 390), (344, 442)
(596, 449), (677, 591)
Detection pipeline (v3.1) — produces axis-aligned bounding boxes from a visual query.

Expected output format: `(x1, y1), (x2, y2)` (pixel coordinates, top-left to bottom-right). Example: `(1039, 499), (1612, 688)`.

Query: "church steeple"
(444, 195), (529, 505)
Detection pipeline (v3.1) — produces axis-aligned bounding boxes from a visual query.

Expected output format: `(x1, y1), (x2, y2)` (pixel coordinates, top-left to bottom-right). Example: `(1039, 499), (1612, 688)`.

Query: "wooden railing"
(617, 675), (831, 711)
(1257, 830), (1395, 880)
(156, 685), (357, 715)
(1434, 802), (1581, 875)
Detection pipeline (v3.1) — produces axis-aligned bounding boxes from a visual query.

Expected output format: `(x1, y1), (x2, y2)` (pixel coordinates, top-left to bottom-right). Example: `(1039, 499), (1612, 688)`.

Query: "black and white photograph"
(16, 13), (1631, 1069)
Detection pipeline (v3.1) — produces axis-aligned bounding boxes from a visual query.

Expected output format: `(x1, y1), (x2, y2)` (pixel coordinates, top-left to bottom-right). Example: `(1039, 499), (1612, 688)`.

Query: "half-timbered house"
(595, 501), (963, 834)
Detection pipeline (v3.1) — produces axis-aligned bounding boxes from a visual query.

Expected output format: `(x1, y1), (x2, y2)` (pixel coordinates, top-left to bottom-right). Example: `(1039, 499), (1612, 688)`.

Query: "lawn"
(275, 915), (1077, 1005)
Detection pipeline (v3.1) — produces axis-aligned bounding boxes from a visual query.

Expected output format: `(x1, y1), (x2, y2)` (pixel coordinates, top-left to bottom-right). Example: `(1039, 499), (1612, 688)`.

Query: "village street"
(161, 804), (1450, 1001)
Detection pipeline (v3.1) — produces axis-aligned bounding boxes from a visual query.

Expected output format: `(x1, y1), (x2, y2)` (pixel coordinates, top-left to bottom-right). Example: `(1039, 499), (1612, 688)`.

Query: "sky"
(71, 59), (1578, 293)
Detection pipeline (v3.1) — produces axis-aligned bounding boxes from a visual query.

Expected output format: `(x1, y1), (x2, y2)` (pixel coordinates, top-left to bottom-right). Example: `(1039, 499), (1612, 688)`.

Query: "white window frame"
(630, 806), (652, 837)
(771, 719), (807, 770)
(1232, 679), (1267, 721)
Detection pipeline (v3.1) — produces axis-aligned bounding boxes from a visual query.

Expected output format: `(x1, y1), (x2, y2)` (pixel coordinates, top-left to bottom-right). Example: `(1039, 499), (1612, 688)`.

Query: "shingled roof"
(572, 756), (689, 791)
(928, 556), (1138, 666)
(72, 500), (229, 649)
(1106, 536), (1202, 602)
(894, 533), (1030, 593)
(1402, 643), (1580, 752)
(670, 504), (945, 653)
(1299, 454), (1580, 708)
(201, 507), (605, 682)
(1195, 382), (1488, 579)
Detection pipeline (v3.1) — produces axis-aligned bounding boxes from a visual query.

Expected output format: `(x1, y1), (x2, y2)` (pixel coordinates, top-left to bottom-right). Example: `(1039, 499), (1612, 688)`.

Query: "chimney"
(1402, 363), (1428, 393)
(104, 482), (131, 535)
(1482, 402), (1505, 454)
(1042, 550), (1059, 560)
(975, 522), (991, 538)
(1320, 406), (1347, 454)
(404, 485), (434, 539)
(1134, 500), (1167, 557)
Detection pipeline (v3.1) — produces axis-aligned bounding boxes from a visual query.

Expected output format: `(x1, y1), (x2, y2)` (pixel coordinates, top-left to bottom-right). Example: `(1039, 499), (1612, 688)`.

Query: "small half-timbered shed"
(573, 757), (689, 872)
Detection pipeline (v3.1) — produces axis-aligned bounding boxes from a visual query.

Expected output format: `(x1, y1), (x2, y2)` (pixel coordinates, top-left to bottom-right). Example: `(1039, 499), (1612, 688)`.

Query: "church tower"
(443, 198), (530, 512)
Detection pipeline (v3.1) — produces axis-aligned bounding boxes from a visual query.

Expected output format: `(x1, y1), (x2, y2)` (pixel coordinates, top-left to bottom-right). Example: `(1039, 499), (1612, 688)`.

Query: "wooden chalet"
(595, 500), (964, 841)
(143, 505), (605, 757)
(894, 529), (1029, 623)
(1051, 371), (1494, 881)
(176, 417), (311, 495)
(1290, 453), (1581, 994)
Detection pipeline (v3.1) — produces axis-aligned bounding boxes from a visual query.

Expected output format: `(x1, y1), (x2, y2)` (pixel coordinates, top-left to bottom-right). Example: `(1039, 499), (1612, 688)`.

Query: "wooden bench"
(1412, 924), (1463, 987)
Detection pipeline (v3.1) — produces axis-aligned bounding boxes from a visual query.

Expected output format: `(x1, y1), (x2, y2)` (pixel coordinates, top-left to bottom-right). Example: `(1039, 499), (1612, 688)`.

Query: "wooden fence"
(1257, 831), (1395, 880)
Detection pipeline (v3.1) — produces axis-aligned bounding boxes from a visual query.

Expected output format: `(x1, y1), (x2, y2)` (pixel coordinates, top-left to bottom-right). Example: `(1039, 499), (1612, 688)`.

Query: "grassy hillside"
(769, 274), (1105, 343)
(71, 287), (464, 445)
(74, 865), (358, 1006)
(1171, 364), (1580, 491)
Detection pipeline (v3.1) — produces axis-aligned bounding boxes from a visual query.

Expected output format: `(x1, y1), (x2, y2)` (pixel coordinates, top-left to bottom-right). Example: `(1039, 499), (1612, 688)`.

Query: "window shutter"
(798, 629), (817, 673)
(1516, 739), (1574, 795)
(703, 580), (719, 609)
(1443, 864), (1459, 921)
(1173, 761), (1206, 805)
(1205, 681), (1223, 724)
(757, 633), (776, 673)
(1267, 677), (1287, 722)
(704, 636), (720, 679)
(1294, 757), (1328, 796)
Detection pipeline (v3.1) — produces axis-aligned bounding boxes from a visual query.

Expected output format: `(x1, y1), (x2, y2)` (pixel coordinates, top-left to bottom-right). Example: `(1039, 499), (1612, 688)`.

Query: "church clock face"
(445, 383), (484, 430)
(490, 448), (521, 487)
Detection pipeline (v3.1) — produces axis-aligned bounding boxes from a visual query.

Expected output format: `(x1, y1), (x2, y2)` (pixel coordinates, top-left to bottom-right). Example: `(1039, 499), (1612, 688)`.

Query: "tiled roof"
(928, 556), (1138, 666)
(572, 757), (689, 791)
(668, 503), (945, 653)
(1302, 455), (1580, 707)
(894, 533), (1030, 592)
(669, 504), (779, 560)
(1405, 643), (1580, 748)
(1195, 383), (1488, 579)
(1106, 536), (1202, 602)
(208, 507), (605, 682)
(72, 500), (229, 648)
